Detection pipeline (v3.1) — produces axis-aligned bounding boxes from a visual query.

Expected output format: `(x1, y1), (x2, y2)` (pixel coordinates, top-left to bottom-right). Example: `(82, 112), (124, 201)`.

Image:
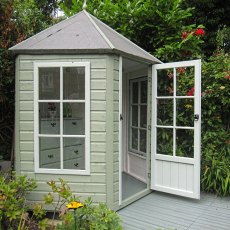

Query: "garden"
(0, 0), (230, 229)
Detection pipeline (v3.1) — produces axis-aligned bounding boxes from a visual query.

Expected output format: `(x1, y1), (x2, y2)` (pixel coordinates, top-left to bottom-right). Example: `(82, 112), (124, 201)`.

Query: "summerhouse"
(10, 10), (201, 210)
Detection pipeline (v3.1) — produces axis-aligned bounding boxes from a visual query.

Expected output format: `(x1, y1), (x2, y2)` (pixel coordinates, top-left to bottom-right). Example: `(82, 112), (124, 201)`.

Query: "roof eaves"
(9, 48), (115, 55)
(83, 10), (115, 50)
(113, 49), (162, 64)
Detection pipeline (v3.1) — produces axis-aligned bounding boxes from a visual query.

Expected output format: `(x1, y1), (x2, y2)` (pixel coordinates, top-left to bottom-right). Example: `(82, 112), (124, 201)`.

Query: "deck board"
(118, 192), (230, 230)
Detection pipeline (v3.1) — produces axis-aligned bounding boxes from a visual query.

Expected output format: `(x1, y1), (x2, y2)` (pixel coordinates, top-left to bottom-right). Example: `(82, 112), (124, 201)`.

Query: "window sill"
(35, 168), (90, 175)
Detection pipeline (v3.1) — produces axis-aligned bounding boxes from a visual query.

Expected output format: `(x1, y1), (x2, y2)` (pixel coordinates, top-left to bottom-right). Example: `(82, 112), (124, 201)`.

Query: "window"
(34, 62), (90, 174)
(129, 77), (147, 157)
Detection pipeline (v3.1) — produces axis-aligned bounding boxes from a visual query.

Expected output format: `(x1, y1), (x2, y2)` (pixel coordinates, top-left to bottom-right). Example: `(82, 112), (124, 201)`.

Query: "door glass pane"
(157, 99), (173, 126)
(39, 137), (60, 169)
(63, 137), (85, 170)
(39, 67), (60, 99)
(63, 103), (85, 135)
(131, 105), (138, 127)
(140, 105), (147, 128)
(157, 68), (174, 96)
(63, 67), (85, 100)
(132, 82), (138, 103)
(39, 102), (60, 134)
(176, 98), (194, 127)
(131, 128), (138, 150)
(176, 129), (194, 158)
(176, 66), (194, 96)
(140, 130), (147, 153)
(141, 80), (147, 103)
(157, 128), (173, 155)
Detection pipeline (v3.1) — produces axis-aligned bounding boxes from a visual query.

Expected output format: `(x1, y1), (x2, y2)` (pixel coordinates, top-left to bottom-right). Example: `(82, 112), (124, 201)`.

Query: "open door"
(151, 60), (201, 199)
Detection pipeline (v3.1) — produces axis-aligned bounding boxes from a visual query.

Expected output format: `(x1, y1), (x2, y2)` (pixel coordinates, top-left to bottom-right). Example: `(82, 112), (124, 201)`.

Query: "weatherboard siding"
(113, 57), (120, 210)
(16, 54), (110, 207)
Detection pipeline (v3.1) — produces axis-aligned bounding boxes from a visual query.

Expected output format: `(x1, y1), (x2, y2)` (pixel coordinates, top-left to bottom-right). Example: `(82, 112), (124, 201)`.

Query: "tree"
(0, 0), (57, 161)
(183, 0), (230, 56)
(0, 0), (25, 161)
(60, 0), (204, 61)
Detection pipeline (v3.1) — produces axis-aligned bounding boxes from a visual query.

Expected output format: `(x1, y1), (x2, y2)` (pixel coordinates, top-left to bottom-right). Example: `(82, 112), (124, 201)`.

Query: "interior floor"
(122, 172), (147, 200)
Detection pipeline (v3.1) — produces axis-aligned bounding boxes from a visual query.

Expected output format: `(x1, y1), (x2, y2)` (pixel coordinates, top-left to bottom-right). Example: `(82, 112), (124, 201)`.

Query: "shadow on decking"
(118, 191), (230, 230)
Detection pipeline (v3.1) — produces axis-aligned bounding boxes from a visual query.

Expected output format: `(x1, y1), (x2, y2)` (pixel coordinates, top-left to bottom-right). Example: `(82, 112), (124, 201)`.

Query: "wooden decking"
(118, 192), (230, 230)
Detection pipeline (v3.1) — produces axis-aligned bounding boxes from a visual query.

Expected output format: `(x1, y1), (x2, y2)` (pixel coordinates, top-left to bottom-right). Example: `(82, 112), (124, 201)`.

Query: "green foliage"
(201, 51), (230, 195)
(0, 176), (123, 229)
(0, 0), (21, 161)
(44, 178), (75, 225)
(0, 172), (38, 229)
(0, 0), (57, 161)
(216, 27), (230, 53)
(13, 0), (50, 38)
(182, 0), (230, 57)
(60, 0), (204, 61)
(57, 198), (123, 230)
(45, 179), (123, 230)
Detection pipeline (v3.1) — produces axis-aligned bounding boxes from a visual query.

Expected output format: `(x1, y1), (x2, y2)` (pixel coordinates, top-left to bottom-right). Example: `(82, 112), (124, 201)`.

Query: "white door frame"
(151, 60), (201, 199)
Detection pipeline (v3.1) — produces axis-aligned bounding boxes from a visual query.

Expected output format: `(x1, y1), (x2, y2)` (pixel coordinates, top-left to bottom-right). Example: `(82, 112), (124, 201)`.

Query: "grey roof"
(10, 10), (161, 64)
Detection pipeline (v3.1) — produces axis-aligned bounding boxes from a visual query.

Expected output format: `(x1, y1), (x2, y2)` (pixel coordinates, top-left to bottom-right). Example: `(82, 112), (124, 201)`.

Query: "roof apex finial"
(83, 0), (87, 10)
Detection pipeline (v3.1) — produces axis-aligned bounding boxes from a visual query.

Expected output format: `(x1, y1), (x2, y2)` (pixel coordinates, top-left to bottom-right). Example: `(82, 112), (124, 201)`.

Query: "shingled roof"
(10, 10), (161, 64)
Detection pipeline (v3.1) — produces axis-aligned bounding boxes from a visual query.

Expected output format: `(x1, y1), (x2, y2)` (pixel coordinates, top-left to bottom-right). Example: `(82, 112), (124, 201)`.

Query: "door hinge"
(148, 125), (151, 130)
(148, 173), (151, 178)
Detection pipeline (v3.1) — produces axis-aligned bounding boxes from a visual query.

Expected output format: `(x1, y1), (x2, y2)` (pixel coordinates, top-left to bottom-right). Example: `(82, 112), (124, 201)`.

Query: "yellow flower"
(0, 194), (6, 201)
(219, 86), (225, 90)
(185, 104), (192, 109)
(66, 201), (84, 209)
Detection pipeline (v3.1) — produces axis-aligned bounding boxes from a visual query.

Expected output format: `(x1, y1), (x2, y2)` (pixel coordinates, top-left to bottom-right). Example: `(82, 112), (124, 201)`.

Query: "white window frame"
(129, 77), (148, 158)
(34, 61), (90, 175)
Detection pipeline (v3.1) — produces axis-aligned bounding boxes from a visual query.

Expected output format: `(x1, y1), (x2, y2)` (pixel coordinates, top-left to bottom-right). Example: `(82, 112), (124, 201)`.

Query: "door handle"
(194, 114), (199, 121)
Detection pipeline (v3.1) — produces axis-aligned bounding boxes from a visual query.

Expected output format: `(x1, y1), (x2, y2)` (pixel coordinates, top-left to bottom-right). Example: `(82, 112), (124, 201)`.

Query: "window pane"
(63, 67), (85, 100)
(157, 128), (173, 155)
(131, 128), (138, 150)
(176, 98), (194, 127)
(131, 105), (138, 127)
(63, 137), (85, 170)
(39, 102), (60, 134)
(176, 129), (194, 158)
(140, 105), (147, 128)
(39, 137), (60, 169)
(141, 80), (147, 103)
(132, 82), (138, 103)
(157, 68), (174, 96)
(140, 130), (147, 153)
(157, 99), (173, 126)
(63, 103), (85, 135)
(39, 67), (60, 99)
(176, 67), (194, 96)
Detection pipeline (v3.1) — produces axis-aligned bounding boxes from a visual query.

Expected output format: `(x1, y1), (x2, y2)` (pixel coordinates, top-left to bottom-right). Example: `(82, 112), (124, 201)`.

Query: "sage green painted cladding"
(16, 54), (120, 208)
(112, 58), (120, 211)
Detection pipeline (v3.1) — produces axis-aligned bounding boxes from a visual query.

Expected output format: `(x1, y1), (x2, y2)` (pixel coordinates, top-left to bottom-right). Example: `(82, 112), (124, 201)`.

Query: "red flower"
(225, 75), (230, 80)
(181, 31), (190, 40)
(177, 67), (186, 74)
(187, 87), (194, 96)
(195, 28), (205, 36)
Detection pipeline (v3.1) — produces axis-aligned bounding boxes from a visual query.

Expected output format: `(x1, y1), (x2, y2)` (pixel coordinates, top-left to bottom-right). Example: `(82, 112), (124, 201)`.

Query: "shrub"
(201, 51), (230, 195)
(0, 175), (123, 229)
(45, 179), (123, 230)
(0, 172), (39, 229)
